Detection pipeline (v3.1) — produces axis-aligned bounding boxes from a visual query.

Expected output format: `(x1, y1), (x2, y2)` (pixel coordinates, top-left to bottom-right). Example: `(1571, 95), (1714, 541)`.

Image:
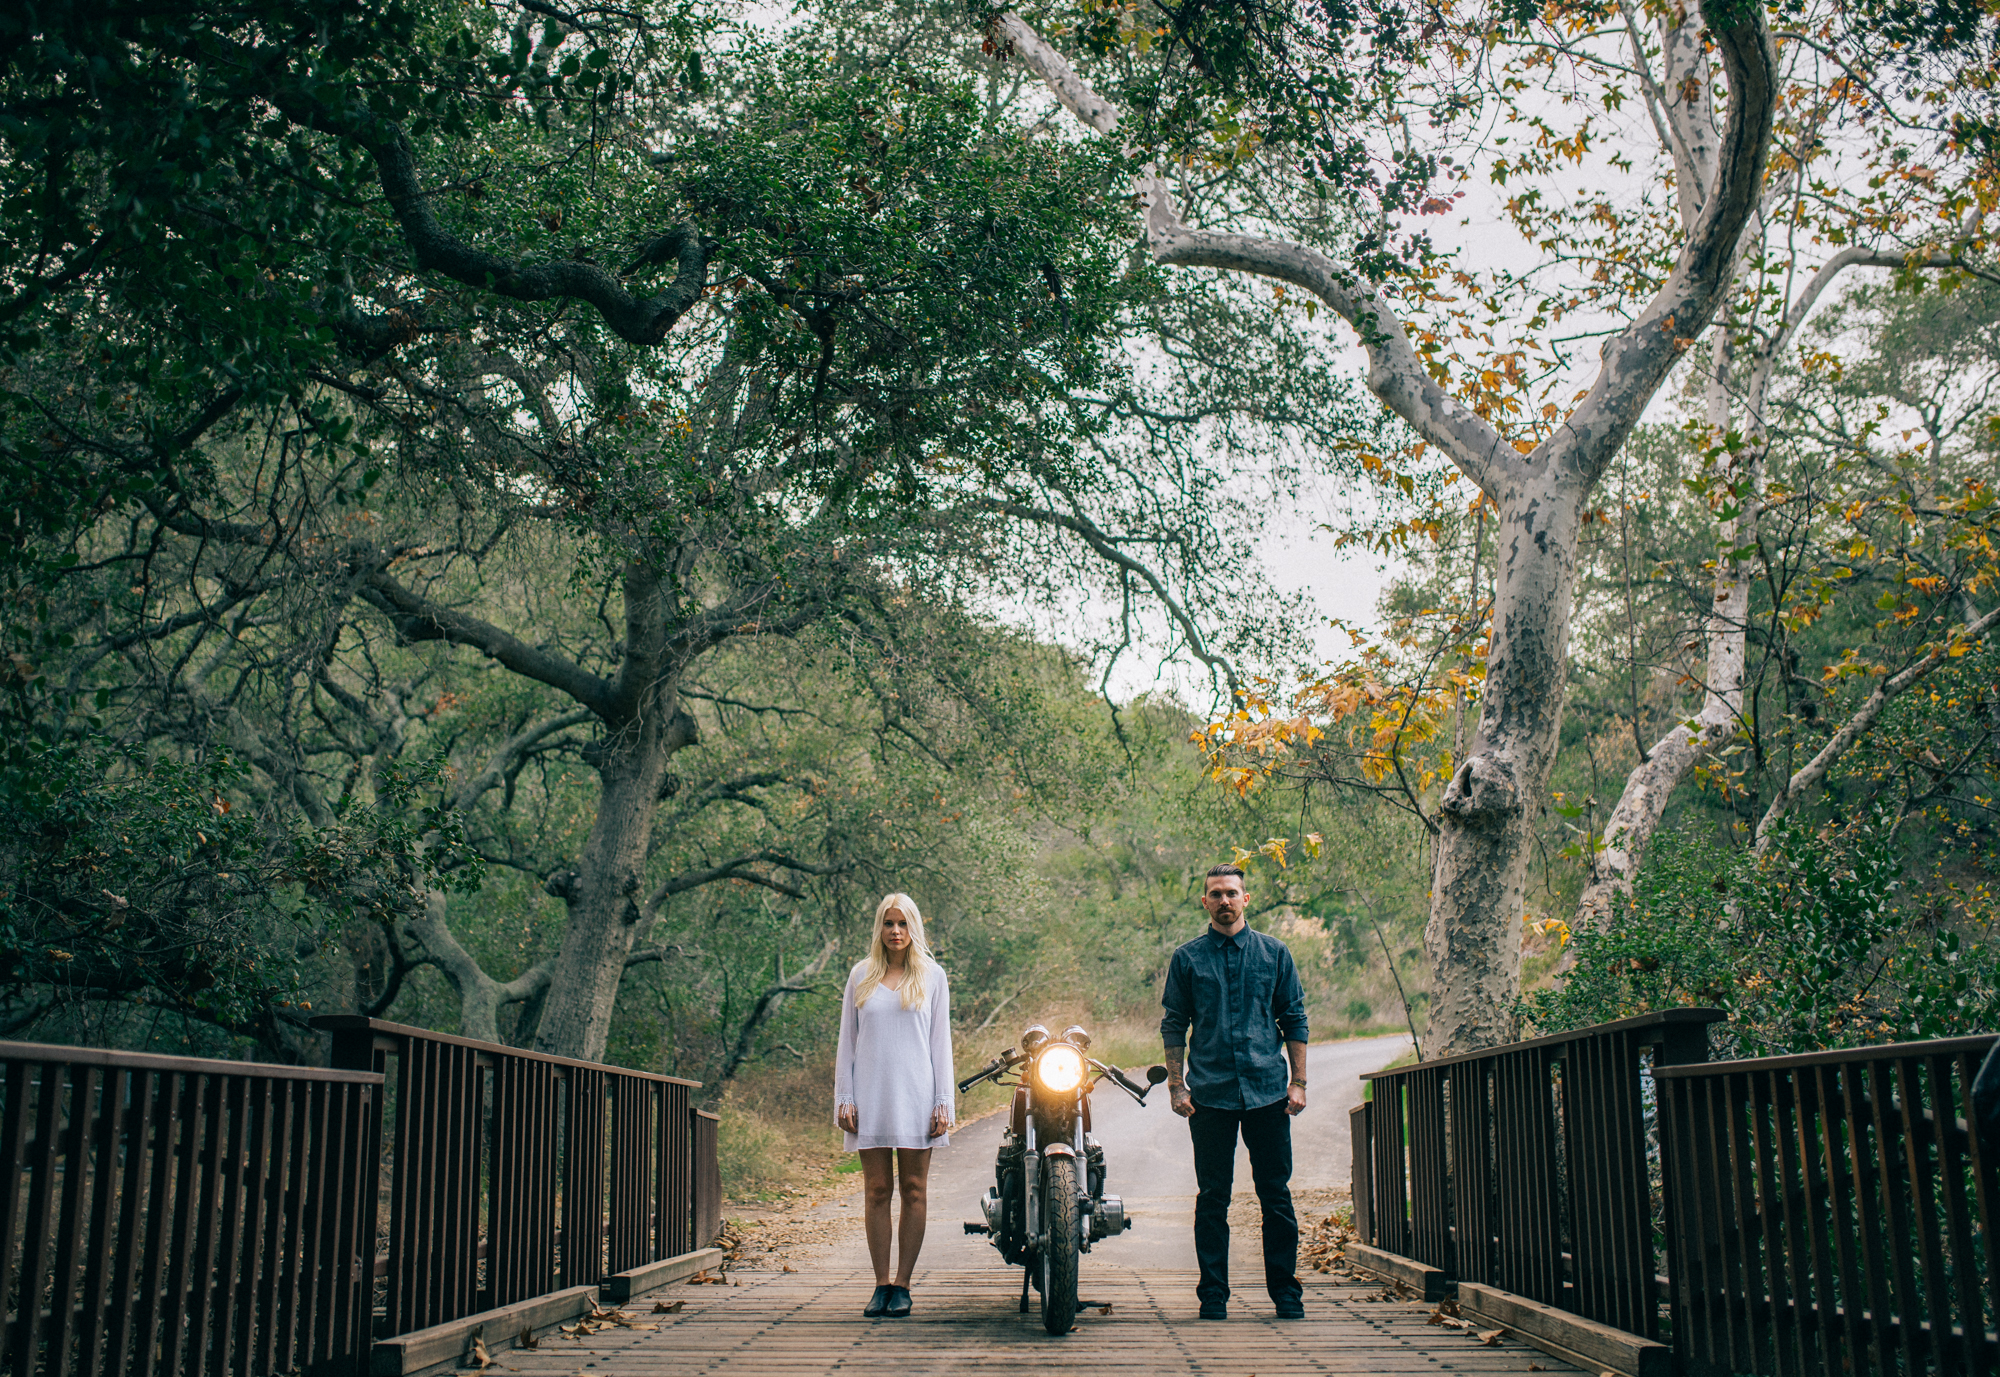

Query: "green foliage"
(0, 0), (1396, 1078)
(0, 742), (307, 1039)
(1061, 0), (1446, 217)
(1519, 814), (2000, 1057)
(663, 45), (1137, 502)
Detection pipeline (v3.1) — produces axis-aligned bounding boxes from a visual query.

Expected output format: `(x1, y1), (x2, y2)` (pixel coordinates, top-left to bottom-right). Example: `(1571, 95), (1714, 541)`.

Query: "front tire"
(1040, 1156), (1080, 1335)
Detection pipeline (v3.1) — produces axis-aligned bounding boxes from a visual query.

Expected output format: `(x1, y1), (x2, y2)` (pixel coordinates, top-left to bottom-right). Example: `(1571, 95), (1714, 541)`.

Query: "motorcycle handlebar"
(956, 1047), (1025, 1094)
(1099, 1063), (1146, 1097)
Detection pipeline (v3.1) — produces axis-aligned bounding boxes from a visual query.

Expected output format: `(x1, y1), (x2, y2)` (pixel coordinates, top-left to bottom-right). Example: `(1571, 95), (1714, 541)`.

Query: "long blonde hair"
(855, 892), (934, 1010)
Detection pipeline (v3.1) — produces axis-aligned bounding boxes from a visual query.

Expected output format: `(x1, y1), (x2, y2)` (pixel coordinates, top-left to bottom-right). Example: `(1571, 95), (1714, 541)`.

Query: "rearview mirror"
(1144, 1064), (1169, 1085)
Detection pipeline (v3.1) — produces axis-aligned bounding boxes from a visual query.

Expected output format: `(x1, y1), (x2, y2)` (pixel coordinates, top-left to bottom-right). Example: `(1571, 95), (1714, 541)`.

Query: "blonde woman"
(834, 893), (955, 1318)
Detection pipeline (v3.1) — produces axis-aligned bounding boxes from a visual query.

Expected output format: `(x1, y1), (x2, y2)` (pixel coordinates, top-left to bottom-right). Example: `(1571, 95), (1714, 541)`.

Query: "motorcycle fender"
(1041, 1142), (1077, 1159)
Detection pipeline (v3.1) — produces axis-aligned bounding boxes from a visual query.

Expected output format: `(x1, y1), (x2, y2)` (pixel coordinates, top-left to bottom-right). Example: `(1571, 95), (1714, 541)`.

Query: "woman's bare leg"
(859, 1148), (896, 1286)
(892, 1147), (933, 1287)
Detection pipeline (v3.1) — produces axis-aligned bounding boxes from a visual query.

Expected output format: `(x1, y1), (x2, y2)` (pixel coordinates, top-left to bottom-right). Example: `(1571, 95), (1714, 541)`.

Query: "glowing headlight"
(1036, 1044), (1087, 1094)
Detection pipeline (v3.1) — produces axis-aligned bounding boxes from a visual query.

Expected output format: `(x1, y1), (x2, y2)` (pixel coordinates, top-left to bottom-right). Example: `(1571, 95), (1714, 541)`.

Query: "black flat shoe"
(1199, 1303), (1228, 1320)
(863, 1285), (891, 1318)
(885, 1285), (912, 1317)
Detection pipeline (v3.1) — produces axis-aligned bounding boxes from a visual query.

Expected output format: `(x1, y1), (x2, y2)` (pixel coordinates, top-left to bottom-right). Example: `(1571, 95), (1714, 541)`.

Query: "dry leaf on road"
(653, 1300), (685, 1314)
(1476, 1328), (1505, 1346)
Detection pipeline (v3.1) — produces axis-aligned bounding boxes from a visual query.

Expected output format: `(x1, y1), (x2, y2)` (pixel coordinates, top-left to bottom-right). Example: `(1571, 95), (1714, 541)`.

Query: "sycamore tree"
(1468, 0), (2000, 927)
(978, 0), (2000, 1049)
(978, 0), (1778, 1051)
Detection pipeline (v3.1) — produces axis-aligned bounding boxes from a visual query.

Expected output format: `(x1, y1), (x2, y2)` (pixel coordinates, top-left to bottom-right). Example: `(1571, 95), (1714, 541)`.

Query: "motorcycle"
(957, 1023), (1169, 1334)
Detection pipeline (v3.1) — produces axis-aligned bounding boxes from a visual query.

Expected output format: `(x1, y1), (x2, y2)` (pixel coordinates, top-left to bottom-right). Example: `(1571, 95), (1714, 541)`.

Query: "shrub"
(1519, 812), (2000, 1057)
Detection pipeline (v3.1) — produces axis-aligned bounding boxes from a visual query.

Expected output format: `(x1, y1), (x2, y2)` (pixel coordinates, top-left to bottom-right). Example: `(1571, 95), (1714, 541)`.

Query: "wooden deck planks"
(499, 1267), (1586, 1375)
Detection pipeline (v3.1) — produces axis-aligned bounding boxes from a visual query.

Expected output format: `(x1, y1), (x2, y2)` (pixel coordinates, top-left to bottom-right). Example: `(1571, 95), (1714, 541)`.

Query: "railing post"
(0, 1042), (381, 1377)
(691, 1109), (721, 1251)
(1349, 1102), (1373, 1245)
(1357, 1008), (1724, 1337)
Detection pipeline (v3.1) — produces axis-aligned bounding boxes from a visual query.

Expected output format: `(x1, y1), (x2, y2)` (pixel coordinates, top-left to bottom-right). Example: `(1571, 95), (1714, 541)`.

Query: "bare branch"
(357, 570), (616, 718)
(453, 708), (595, 812)
(644, 850), (849, 911)
(262, 70), (712, 347)
(716, 938), (840, 1084)
(971, 495), (1243, 693)
(1558, 1), (1776, 487)
(991, 10), (1514, 497)
(1756, 602), (2000, 848)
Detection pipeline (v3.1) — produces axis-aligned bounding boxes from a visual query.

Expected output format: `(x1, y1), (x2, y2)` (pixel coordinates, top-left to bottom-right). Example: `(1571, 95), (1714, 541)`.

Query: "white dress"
(833, 959), (955, 1150)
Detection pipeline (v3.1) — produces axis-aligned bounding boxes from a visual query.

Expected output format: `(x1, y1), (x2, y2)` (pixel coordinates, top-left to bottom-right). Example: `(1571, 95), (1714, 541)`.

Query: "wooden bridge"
(2, 1011), (1995, 1375)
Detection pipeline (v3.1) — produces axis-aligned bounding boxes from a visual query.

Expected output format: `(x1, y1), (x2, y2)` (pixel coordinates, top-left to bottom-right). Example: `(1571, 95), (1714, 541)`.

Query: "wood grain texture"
(495, 1266), (1585, 1374)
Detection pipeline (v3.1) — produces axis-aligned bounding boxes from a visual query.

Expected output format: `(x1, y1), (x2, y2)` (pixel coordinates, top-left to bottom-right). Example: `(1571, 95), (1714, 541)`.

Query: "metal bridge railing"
(1658, 1035), (2000, 1375)
(1352, 1009), (1724, 1338)
(313, 1016), (713, 1339)
(0, 1041), (380, 1377)
(2, 1024), (721, 1375)
(1353, 1014), (2000, 1373)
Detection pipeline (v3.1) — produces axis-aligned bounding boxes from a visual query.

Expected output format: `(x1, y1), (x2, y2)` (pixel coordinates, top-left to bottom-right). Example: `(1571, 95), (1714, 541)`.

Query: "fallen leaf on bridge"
(1475, 1328), (1504, 1345)
(782, 1264), (796, 1273)
(1098, 1304), (1113, 1316)
(470, 1336), (496, 1370)
(517, 1327), (538, 1349)
(653, 1300), (685, 1314)
(1527, 1365), (1544, 1372)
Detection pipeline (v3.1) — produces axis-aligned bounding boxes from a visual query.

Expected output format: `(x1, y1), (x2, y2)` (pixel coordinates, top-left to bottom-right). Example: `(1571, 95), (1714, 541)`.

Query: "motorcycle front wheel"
(1039, 1156), (1081, 1335)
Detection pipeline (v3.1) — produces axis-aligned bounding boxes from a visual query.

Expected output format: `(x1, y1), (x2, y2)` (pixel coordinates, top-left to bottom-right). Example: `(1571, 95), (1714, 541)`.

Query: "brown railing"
(315, 1017), (710, 1339)
(1657, 1035), (2000, 1375)
(1353, 1008), (1723, 1338)
(693, 1109), (721, 1253)
(0, 1041), (380, 1377)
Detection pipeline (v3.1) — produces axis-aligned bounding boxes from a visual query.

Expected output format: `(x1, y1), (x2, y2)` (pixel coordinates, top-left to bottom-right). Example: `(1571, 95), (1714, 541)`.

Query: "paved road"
(814, 1033), (1413, 1287)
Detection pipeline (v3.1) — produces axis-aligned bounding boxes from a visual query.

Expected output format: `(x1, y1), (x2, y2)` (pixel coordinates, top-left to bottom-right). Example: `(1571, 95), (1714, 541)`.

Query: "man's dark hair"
(1205, 863), (1247, 882)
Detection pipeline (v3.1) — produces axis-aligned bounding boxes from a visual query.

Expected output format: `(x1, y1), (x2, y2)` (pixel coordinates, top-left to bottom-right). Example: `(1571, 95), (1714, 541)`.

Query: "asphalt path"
(816, 1032), (1412, 1294)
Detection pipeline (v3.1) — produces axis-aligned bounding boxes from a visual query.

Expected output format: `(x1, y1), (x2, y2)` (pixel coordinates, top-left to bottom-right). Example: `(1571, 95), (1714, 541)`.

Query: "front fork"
(1022, 1117), (1040, 1252)
(1021, 1092), (1091, 1253)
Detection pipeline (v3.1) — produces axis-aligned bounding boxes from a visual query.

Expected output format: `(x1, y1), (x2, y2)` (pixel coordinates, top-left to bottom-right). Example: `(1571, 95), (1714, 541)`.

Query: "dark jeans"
(1189, 1097), (1301, 1307)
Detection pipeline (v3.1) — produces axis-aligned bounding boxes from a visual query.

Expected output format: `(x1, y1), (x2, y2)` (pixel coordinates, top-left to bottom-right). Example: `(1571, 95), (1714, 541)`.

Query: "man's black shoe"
(1274, 1302), (1305, 1319)
(863, 1285), (891, 1317)
(1199, 1303), (1228, 1320)
(885, 1285), (912, 1317)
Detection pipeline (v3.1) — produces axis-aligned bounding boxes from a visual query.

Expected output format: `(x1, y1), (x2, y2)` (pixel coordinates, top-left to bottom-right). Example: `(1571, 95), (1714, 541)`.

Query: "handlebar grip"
(957, 1056), (1006, 1094)
(1102, 1065), (1146, 1096)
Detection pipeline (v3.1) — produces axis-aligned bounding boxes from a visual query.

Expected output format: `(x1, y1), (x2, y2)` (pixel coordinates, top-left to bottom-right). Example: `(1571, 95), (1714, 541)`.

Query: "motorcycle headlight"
(1036, 1043), (1087, 1094)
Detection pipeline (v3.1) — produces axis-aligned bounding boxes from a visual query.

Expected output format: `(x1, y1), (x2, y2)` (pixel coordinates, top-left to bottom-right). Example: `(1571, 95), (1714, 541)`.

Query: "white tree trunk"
(991, 0), (1775, 1053)
(1427, 468), (1586, 1043)
(1575, 324), (1760, 930)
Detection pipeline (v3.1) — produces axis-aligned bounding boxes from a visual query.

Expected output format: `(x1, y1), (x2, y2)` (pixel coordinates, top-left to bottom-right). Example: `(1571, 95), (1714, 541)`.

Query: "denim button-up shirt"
(1160, 925), (1310, 1111)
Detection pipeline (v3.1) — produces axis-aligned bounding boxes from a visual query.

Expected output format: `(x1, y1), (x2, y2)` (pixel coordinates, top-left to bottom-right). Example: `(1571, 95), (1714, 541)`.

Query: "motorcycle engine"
(1088, 1194), (1131, 1240)
(979, 1186), (1005, 1233)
